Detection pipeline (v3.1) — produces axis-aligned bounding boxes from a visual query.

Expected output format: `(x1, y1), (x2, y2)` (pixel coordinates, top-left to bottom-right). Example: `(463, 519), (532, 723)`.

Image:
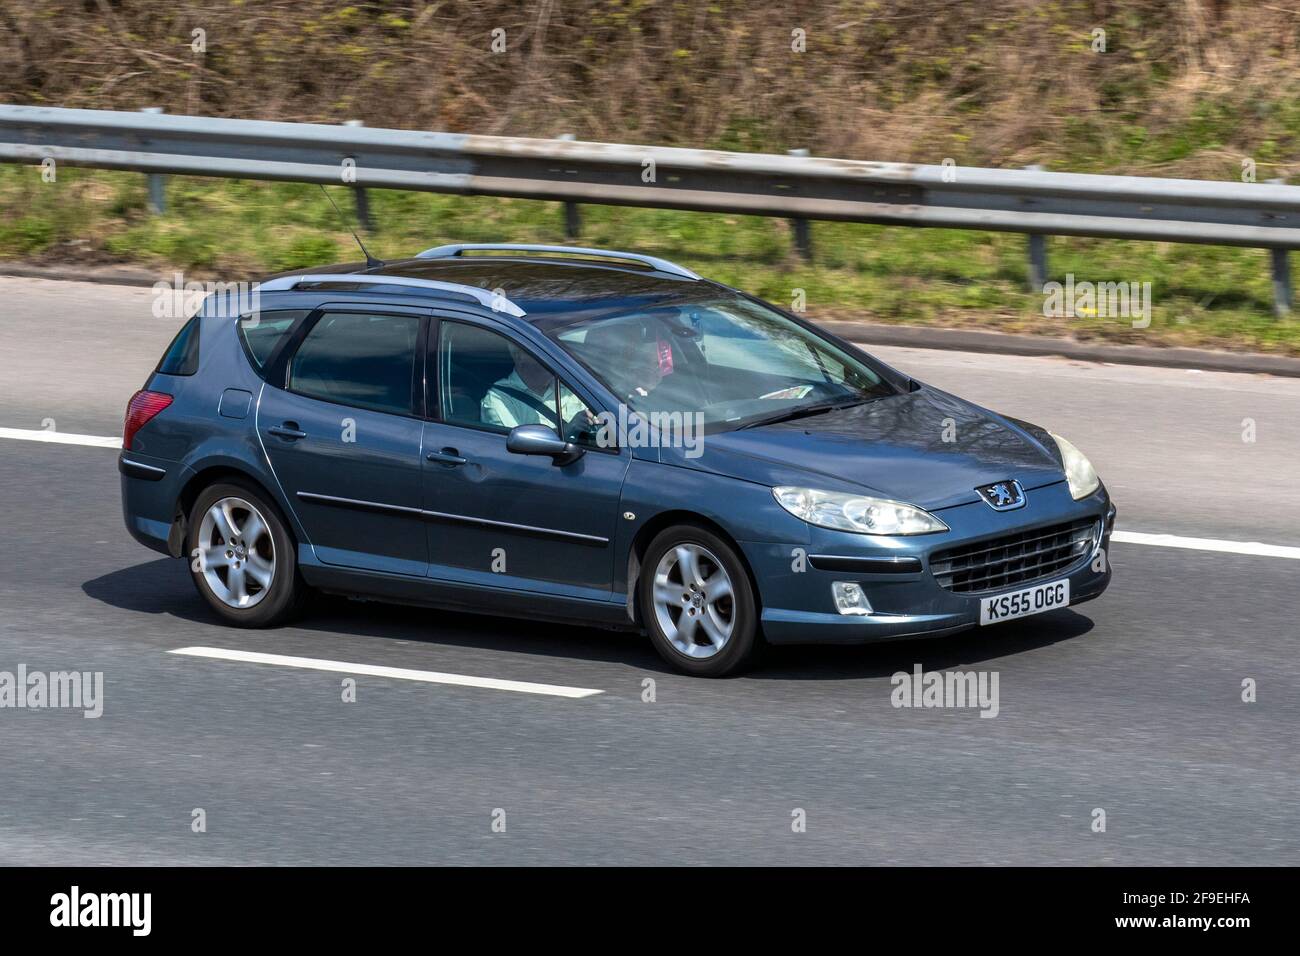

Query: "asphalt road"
(0, 275), (1296, 865)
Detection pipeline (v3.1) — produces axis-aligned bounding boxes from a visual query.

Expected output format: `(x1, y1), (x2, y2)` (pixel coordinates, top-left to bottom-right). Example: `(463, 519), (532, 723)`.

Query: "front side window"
(545, 294), (896, 430)
(438, 321), (594, 438)
(289, 311), (420, 416)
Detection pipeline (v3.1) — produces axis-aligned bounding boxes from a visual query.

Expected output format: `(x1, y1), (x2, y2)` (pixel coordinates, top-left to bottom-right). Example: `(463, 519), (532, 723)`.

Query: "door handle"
(426, 448), (467, 466)
(268, 423), (308, 440)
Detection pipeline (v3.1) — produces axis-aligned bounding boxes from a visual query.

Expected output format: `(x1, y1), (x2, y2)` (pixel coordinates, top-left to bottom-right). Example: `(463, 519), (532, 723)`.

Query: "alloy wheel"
(651, 543), (736, 658)
(195, 496), (276, 609)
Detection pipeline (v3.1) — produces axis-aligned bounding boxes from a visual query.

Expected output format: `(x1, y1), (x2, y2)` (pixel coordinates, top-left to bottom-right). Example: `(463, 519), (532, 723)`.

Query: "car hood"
(665, 387), (1066, 511)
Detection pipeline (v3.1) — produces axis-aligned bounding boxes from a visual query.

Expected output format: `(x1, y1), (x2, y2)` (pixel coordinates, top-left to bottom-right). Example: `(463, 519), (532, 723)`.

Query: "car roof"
(258, 254), (726, 324)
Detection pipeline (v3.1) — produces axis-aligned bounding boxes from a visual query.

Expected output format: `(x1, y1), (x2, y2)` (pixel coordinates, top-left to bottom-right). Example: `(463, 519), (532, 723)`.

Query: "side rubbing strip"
(421, 509), (608, 545)
(295, 491), (609, 546)
(297, 491), (422, 516)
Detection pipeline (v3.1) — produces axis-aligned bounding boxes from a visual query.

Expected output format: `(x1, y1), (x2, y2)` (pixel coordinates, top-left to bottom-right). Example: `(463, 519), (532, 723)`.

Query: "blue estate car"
(121, 244), (1114, 676)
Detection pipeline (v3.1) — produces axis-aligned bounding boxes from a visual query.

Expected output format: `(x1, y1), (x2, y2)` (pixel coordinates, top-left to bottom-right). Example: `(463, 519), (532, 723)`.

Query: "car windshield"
(542, 294), (898, 430)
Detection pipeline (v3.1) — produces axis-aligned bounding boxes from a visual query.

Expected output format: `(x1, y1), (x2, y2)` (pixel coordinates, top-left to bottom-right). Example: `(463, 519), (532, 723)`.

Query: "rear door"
(258, 304), (430, 576)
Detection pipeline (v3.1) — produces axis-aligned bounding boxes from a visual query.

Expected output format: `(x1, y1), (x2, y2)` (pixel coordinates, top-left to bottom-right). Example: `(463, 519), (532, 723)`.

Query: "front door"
(421, 318), (628, 601)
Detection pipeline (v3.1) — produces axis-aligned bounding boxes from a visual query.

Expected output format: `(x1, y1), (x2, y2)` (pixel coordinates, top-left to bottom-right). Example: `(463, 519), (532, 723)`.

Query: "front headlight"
(1050, 432), (1100, 500)
(773, 486), (948, 535)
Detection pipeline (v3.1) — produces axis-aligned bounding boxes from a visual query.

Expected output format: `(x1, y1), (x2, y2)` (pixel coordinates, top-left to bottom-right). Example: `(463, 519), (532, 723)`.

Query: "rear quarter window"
(156, 315), (201, 375)
(238, 310), (311, 376)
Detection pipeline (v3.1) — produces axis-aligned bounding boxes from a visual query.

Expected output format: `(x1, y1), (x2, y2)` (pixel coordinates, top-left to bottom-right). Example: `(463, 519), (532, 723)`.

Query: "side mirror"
(506, 424), (584, 465)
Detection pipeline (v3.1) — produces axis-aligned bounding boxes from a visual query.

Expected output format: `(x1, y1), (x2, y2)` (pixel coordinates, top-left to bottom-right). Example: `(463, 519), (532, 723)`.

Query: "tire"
(638, 524), (759, 677)
(186, 480), (304, 627)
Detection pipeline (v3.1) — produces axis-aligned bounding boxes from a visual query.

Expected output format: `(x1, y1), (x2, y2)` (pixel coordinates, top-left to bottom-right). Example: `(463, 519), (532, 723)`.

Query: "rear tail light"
(123, 390), (173, 450)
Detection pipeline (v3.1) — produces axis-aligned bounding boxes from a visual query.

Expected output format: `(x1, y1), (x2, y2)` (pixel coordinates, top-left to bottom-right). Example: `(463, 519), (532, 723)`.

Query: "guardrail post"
(1027, 234), (1047, 291)
(343, 120), (373, 232)
(559, 133), (581, 239)
(1270, 248), (1292, 316)
(1267, 180), (1292, 317)
(788, 148), (812, 260)
(141, 107), (166, 214)
(1024, 165), (1047, 290)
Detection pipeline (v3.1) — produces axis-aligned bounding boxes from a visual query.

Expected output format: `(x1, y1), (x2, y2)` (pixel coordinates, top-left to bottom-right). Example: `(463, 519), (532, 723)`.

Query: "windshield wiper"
(734, 397), (873, 430)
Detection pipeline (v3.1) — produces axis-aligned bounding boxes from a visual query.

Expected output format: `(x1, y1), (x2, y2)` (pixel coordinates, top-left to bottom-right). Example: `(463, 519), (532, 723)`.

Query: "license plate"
(979, 578), (1070, 626)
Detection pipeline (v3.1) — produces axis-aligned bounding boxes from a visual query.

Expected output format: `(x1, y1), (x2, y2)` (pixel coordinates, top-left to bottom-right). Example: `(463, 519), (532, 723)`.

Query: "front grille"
(931, 518), (1099, 594)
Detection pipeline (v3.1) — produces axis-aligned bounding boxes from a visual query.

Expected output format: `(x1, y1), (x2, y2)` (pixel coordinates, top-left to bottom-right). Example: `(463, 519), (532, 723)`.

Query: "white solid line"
(1112, 530), (1300, 561)
(167, 646), (604, 699)
(0, 426), (120, 448)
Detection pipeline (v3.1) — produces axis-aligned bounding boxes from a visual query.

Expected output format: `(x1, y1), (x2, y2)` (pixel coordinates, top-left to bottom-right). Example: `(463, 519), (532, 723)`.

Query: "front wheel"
(639, 525), (759, 677)
(186, 481), (303, 627)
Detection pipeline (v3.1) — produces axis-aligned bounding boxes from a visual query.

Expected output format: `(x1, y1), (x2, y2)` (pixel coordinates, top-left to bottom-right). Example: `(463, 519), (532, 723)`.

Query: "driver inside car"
(481, 343), (589, 432)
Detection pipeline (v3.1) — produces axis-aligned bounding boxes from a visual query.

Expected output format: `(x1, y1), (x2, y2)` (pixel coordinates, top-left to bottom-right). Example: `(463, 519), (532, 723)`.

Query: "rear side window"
(289, 311), (421, 416)
(238, 309), (310, 373)
(156, 315), (201, 376)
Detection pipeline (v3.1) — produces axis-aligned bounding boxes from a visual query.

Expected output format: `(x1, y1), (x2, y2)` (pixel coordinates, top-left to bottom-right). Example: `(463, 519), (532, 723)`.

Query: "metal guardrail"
(0, 104), (1296, 313)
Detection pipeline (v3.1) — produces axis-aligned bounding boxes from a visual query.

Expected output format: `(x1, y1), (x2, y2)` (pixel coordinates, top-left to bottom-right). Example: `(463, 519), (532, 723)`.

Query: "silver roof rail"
(415, 243), (701, 281)
(254, 273), (527, 317)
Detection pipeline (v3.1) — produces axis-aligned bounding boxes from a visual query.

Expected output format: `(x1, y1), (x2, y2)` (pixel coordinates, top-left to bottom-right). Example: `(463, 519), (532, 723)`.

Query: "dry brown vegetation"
(1, 0), (1298, 176)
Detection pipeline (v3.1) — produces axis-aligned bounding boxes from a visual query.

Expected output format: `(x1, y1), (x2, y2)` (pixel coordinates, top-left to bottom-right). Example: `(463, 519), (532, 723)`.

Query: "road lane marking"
(0, 427), (120, 448)
(1111, 530), (1300, 561)
(167, 646), (604, 699)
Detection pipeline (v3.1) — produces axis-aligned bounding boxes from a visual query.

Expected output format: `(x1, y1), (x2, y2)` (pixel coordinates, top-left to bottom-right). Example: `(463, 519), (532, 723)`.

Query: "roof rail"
(415, 243), (701, 281)
(254, 273), (527, 317)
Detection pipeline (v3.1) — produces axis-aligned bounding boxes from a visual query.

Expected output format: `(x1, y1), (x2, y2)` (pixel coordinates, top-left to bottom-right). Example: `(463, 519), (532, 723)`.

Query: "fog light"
(832, 581), (872, 616)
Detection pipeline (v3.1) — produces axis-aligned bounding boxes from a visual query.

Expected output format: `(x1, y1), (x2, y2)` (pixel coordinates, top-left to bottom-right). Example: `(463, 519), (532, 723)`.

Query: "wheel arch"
(625, 509), (763, 630)
(170, 462), (302, 557)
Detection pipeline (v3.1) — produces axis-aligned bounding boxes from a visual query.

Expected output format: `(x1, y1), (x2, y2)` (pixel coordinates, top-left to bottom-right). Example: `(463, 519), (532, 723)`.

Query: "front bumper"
(742, 481), (1114, 645)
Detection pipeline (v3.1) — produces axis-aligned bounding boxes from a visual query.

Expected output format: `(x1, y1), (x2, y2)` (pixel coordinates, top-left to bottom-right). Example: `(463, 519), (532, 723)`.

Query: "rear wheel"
(639, 525), (758, 677)
(186, 481), (303, 627)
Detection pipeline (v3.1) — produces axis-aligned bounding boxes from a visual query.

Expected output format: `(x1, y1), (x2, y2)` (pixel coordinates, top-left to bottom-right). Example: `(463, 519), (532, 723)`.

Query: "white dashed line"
(0, 427), (120, 448)
(168, 646), (604, 699)
(1110, 530), (1300, 561)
